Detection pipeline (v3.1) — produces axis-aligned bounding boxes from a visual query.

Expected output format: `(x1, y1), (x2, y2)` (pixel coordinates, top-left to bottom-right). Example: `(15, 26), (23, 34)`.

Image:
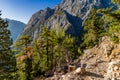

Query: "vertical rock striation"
(21, 0), (112, 39)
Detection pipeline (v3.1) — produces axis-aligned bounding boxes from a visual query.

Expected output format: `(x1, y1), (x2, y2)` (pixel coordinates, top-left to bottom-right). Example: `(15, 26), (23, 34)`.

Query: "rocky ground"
(43, 36), (120, 80)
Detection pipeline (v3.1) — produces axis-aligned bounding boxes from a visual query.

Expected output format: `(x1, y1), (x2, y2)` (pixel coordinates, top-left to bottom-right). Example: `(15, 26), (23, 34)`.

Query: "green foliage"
(15, 35), (32, 80)
(0, 12), (16, 79)
(82, 9), (106, 48)
(14, 25), (82, 79)
(31, 39), (42, 77)
(15, 35), (31, 52)
(17, 62), (28, 80)
(3, 1), (120, 79)
(77, 48), (83, 55)
(111, 35), (119, 43)
(13, 2), (120, 79)
(112, 0), (120, 5)
(17, 57), (32, 80)
(25, 26), (80, 78)
(55, 10), (64, 16)
(12, 1), (120, 79)
(98, 2), (120, 43)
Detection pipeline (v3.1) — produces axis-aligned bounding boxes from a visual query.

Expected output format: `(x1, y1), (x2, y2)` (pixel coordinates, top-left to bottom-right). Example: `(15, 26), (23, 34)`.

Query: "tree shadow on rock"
(86, 71), (104, 78)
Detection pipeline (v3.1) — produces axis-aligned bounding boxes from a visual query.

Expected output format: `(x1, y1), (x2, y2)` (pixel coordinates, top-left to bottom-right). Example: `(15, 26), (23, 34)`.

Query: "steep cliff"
(21, 0), (112, 39)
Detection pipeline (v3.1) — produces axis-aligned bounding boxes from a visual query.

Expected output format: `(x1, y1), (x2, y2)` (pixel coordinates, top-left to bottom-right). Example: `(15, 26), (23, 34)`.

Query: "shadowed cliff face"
(21, 0), (112, 39)
(58, 0), (112, 19)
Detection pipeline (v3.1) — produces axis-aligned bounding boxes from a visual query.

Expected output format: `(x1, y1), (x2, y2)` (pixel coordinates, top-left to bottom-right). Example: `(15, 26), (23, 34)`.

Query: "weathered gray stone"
(21, 0), (113, 39)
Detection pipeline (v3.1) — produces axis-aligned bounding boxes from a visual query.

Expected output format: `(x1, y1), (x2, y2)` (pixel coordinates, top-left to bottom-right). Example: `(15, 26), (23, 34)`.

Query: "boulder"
(68, 65), (76, 72)
(74, 67), (86, 75)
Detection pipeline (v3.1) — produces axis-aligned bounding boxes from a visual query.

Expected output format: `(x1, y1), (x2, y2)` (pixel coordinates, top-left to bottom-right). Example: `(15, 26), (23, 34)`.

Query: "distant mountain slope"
(21, 0), (114, 39)
(5, 19), (26, 41)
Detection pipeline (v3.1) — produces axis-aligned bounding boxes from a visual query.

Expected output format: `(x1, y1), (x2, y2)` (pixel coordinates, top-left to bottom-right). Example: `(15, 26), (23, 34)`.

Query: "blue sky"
(0, 0), (61, 24)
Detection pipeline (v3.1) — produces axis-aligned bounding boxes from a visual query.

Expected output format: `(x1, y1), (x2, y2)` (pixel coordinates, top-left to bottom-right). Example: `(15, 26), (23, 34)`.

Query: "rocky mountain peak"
(62, 0), (75, 4)
(61, 0), (111, 5)
(21, 0), (113, 39)
(45, 7), (51, 11)
(58, 0), (112, 19)
(27, 7), (54, 25)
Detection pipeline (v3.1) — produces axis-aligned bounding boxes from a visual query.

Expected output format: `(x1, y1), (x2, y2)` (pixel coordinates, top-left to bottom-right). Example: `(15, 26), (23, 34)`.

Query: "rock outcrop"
(45, 36), (120, 80)
(21, 0), (113, 39)
(104, 44), (120, 80)
(104, 61), (120, 80)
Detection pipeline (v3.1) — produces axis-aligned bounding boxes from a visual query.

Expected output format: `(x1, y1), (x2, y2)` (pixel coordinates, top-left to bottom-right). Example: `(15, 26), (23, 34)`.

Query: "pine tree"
(112, 0), (120, 5)
(32, 38), (44, 77)
(40, 26), (51, 68)
(0, 12), (16, 79)
(82, 9), (106, 48)
(98, 1), (120, 43)
(15, 35), (31, 54)
(53, 27), (66, 68)
(15, 35), (32, 80)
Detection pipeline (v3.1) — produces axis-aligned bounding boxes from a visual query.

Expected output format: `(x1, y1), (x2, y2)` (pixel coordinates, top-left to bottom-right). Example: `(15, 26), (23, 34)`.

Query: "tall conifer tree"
(0, 12), (16, 79)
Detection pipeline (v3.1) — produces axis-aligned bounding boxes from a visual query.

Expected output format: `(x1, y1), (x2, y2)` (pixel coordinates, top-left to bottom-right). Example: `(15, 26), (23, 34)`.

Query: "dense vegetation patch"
(1, 0), (120, 79)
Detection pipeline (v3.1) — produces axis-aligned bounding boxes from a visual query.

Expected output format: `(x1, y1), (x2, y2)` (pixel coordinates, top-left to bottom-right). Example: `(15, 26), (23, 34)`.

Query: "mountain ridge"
(21, 0), (113, 39)
(5, 18), (26, 41)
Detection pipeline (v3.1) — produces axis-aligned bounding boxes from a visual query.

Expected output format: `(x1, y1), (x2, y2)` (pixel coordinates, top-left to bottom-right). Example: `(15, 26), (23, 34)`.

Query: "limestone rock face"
(104, 44), (120, 80)
(21, 0), (112, 39)
(44, 36), (120, 80)
(74, 67), (86, 75)
(104, 61), (120, 80)
(58, 0), (112, 19)
(21, 7), (55, 38)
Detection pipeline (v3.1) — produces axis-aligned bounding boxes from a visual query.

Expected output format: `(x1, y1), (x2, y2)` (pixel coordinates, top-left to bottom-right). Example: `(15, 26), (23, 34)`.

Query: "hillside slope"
(45, 36), (120, 80)
(6, 19), (26, 41)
